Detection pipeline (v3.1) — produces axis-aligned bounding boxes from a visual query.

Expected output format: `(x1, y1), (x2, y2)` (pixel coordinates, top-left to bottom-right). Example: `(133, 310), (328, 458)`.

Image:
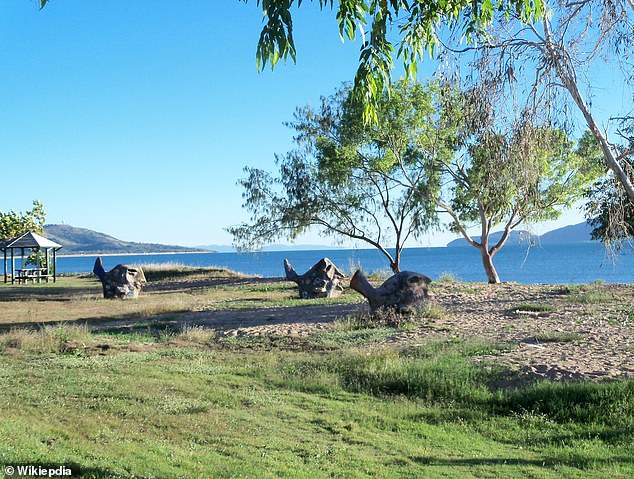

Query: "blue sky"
(1, 1), (597, 248)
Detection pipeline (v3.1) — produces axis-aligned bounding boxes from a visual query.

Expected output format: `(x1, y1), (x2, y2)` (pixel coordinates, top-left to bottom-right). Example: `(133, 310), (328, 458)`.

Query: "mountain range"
(445, 221), (595, 247)
(41, 221), (596, 255)
(43, 224), (208, 255)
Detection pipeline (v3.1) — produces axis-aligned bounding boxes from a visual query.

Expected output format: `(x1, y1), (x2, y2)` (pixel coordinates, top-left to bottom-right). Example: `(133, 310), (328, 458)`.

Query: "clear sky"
(0, 1), (598, 248)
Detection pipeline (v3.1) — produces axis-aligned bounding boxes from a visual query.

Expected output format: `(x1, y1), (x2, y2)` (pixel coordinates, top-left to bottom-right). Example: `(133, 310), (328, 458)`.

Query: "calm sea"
(53, 243), (634, 284)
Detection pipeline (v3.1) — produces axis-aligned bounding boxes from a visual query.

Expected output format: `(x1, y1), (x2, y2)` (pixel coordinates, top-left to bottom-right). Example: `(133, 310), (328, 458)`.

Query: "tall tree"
(244, 0), (634, 211)
(454, 0), (634, 204)
(228, 81), (449, 273)
(439, 125), (602, 283)
(0, 200), (46, 241)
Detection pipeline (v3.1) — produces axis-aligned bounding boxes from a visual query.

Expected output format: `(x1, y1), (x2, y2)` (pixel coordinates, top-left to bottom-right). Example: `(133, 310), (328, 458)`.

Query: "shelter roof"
(2, 231), (62, 250)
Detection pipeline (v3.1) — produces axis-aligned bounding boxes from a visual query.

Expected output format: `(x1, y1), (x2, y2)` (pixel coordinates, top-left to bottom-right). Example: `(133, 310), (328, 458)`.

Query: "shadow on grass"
(408, 454), (634, 469)
(0, 286), (98, 302)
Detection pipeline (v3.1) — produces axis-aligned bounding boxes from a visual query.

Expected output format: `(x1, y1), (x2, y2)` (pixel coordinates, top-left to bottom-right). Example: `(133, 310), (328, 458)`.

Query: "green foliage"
(583, 128), (634, 243)
(339, 303), (444, 330)
(439, 96), (603, 282)
(310, 326), (396, 348)
(559, 282), (614, 305)
(0, 200), (46, 241)
(437, 272), (459, 283)
(585, 173), (634, 245)
(229, 80), (452, 272)
(247, 0), (543, 123)
(449, 127), (603, 236)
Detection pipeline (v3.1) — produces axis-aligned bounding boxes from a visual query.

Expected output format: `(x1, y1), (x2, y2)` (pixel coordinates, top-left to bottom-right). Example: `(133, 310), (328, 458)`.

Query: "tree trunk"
(390, 247), (402, 273)
(542, 21), (634, 203)
(389, 260), (400, 274)
(479, 247), (500, 284)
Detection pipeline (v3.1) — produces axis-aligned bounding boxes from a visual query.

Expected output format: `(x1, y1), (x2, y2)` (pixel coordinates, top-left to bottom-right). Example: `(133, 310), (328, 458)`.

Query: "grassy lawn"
(1, 342), (632, 478)
(1, 270), (633, 478)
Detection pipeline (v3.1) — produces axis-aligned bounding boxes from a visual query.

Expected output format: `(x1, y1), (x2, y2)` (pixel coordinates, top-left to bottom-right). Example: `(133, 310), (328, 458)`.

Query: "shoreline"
(57, 251), (213, 258)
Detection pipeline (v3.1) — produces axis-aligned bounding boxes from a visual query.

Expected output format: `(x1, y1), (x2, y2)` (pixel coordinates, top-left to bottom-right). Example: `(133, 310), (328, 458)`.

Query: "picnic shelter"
(1, 231), (63, 284)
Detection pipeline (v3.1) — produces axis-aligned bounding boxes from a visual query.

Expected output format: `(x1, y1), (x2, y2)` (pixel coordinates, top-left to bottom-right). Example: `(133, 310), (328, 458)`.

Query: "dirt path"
(384, 283), (634, 382)
(102, 279), (634, 382)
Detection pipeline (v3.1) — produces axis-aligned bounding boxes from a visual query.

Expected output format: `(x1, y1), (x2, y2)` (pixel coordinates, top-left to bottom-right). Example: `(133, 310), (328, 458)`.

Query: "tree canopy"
(230, 79), (601, 280)
(0, 200), (46, 241)
(458, 0), (634, 205)
(443, 125), (602, 282)
(229, 81), (452, 272)
(246, 0), (543, 122)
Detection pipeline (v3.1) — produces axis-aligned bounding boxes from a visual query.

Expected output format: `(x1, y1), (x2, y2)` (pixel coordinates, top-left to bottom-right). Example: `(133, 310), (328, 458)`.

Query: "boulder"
(93, 257), (146, 299)
(350, 270), (431, 313)
(284, 257), (345, 299)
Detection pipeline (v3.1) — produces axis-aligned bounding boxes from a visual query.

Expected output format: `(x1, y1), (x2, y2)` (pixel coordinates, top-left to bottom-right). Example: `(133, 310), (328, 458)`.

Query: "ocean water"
(52, 243), (634, 284)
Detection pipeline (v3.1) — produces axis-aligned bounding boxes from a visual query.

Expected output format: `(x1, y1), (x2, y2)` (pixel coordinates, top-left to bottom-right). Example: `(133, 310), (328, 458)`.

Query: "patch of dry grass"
(175, 324), (216, 344)
(0, 323), (91, 354)
(339, 301), (445, 330)
(141, 263), (247, 282)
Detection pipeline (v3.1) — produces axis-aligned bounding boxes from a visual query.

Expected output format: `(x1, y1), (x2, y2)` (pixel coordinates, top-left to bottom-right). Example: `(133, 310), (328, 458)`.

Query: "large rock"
(350, 270), (431, 313)
(284, 257), (345, 299)
(93, 257), (146, 299)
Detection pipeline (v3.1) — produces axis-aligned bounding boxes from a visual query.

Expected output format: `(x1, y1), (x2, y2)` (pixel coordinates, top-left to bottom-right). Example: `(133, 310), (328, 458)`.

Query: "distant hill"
(44, 224), (208, 255)
(446, 221), (595, 247)
(538, 221), (594, 243)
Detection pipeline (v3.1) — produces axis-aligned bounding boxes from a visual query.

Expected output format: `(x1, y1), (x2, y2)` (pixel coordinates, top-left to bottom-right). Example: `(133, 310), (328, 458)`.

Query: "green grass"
(336, 302), (446, 332)
(309, 327), (397, 348)
(1, 339), (632, 478)
(437, 272), (459, 283)
(567, 292), (614, 304)
(560, 284), (614, 304)
(1, 270), (633, 477)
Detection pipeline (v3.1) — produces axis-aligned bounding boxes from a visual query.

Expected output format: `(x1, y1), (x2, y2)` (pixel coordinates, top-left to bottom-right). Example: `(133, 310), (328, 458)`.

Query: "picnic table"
(14, 267), (50, 284)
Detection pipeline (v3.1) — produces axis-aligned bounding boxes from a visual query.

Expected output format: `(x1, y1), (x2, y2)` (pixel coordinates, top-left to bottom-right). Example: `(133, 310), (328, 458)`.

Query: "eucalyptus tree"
(438, 125), (602, 283)
(454, 0), (634, 209)
(586, 175), (634, 245)
(230, 79), (600, 281)
(346, 78), (603, 283)
(228, 81), (452, 273)
(248, 0), (634, 238)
